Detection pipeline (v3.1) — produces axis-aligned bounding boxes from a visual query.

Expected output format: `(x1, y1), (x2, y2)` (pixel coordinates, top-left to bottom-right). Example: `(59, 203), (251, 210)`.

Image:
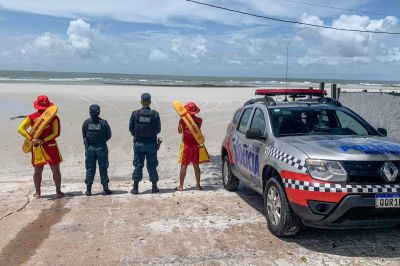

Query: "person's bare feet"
(33, 193), (41, 198)
(56, 191), (64, 198)
(174, 186), (184, 191)
(196, 184), (203, 190)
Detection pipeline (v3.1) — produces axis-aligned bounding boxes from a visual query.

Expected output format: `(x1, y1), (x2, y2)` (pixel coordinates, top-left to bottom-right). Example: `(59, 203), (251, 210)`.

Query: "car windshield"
(268, 107), (374, 137)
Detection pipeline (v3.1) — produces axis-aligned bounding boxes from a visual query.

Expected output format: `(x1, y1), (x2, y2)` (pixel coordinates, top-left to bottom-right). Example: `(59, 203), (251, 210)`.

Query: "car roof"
(269, 102), (338, 109)
(246, 101), (340, 109)
(243, 96), (343, 110)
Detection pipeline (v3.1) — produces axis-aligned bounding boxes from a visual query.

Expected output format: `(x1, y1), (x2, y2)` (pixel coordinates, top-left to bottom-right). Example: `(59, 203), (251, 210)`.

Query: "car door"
(240, 107), (267, 186)
(231, 107), (254, 179)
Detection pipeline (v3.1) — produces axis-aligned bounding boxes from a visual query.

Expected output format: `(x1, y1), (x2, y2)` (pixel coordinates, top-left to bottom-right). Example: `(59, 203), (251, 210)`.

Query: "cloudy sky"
(0, 0), (399, 80)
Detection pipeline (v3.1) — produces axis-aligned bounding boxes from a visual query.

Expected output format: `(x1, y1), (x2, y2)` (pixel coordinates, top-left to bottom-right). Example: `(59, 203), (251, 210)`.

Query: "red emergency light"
(255, 88), (327, 97)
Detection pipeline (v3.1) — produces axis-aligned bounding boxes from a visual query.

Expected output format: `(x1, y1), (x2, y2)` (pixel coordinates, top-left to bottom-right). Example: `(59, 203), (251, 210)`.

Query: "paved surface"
(2, 168), (400, 265)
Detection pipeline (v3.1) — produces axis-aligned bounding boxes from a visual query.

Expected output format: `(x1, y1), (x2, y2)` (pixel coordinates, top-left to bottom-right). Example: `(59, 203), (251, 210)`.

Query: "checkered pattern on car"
(266, 147), (307, 173)
(284, 178), (400, 193)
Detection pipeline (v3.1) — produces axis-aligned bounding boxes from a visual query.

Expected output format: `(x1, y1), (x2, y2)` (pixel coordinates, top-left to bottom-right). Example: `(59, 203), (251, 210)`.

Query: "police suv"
(221, 89), (400, 236)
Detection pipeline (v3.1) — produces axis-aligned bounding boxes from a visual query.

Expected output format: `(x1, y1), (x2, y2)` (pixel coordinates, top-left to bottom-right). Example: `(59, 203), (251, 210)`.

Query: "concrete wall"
(339, 92), (400, 140)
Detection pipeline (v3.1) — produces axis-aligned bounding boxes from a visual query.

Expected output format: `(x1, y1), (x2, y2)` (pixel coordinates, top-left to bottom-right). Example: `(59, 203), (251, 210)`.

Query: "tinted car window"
(336, 111), (368, 135)
(232, 108), (243, 124)
(269, 108), (372, 137)
(250, 108), (266, 134)
(238, 108), (253, 134)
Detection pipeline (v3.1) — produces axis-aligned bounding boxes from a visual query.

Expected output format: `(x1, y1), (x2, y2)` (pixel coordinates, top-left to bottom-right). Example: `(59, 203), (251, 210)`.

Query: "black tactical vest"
(86, 119), (107, 144)
(134, 109), (158, 138)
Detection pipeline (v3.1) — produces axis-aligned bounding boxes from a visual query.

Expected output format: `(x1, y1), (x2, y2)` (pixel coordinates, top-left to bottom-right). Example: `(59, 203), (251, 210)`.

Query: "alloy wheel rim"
(267, 186), (282, 226)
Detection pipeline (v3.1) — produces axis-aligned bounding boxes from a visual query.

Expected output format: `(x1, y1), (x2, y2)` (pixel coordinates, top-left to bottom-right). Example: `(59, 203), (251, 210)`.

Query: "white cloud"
(189, 36), (207, 60)
(1, 12), (400, 79)
(295, 14), (400, 60)
(169, 35), (208, 63)
(33, 32), (66, 50)
(149, 49), (168, 62)
(18, 19), (95, 59)
(299, 13), (324, 26)
(67, 19), (94, 57)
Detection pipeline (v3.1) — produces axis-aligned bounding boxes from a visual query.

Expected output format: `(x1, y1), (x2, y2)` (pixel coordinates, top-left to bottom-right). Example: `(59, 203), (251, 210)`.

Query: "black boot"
(103, 184), (113, 195)
(131, 181), (139, 195)
(152, 182), (159, 193)
(85, 185), (92, 196)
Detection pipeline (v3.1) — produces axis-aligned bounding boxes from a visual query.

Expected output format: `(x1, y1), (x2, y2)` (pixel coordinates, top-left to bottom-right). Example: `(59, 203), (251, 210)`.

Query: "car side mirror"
(246, 128), (266, 140)
(377, 128), (388, 137)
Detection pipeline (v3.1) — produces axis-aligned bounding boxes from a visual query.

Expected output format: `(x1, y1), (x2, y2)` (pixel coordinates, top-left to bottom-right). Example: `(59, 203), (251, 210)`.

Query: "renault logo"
(380, 162), (399, 182)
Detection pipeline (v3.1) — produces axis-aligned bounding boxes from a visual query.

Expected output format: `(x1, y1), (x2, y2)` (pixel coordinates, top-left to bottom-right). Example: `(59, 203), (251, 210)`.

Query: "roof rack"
(244, 96), (276, 106)
(318, 97), (342, 107)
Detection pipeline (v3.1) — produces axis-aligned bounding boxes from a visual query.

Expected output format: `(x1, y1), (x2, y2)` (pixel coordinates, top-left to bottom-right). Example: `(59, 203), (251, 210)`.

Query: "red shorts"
(181, 144), (199, 165)
(32, 141), (63, 167)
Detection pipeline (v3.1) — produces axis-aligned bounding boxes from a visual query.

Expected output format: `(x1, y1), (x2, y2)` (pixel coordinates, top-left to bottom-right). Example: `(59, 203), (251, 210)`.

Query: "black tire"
(222, 155), (240, 191)
(264, 176), (301, 237)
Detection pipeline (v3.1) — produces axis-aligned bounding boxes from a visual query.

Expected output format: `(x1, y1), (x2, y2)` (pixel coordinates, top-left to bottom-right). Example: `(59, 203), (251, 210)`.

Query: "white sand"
(0, 83), (397, 182)
(2, 83), (400, 265)
(0, 83), (256, 183)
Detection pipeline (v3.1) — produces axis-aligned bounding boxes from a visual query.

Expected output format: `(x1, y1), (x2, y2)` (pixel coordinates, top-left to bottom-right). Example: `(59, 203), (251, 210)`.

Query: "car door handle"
(243, 144), (248, 148)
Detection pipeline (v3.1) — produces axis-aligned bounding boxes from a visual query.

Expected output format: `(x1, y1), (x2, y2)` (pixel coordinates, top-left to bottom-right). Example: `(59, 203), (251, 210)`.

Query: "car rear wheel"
(264, 177), (301, 237)
(222, 155), (239, 191)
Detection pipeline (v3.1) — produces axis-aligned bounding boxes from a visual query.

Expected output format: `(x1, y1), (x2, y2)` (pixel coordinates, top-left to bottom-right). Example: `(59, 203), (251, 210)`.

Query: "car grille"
(342, 161), (400, 184)
(336, 206), (400, 222)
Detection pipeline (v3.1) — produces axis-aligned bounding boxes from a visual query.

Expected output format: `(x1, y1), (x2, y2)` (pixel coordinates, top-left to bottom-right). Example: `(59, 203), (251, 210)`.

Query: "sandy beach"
(0, 83), (254, 180)
(1, 83), (400, 265)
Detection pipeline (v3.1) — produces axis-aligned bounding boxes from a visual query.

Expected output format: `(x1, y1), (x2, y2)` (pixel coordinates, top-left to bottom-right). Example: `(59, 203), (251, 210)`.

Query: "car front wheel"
(222, 155), (239, 191)
(264, 176), (301, 237)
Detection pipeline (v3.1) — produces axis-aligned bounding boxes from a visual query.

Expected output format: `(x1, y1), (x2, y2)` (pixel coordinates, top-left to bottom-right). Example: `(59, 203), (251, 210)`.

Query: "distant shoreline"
(1, 70), (400, 88)
(1, 81), (400, 91)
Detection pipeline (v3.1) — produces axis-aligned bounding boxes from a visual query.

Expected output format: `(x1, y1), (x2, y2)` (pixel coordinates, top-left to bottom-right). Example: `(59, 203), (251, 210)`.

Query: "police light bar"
(255, 89), (327, 97)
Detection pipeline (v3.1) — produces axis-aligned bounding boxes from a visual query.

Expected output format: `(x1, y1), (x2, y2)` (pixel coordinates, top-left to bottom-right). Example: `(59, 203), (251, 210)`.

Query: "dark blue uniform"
(129, 107), (161, 183)
(82, 116), (112, 186)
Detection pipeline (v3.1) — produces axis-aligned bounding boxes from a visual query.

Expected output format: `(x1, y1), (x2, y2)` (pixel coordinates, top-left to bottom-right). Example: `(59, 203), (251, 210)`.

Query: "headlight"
(306, 159), (347, 182)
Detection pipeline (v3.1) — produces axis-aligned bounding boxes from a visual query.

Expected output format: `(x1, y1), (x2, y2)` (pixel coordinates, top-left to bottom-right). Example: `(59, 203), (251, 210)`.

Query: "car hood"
(281, 135), (400, 161)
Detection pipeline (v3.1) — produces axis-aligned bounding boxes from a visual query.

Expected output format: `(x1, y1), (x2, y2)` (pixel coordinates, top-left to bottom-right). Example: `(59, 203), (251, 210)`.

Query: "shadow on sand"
(41, 191), (84, 200)
(90, 190), (129, 196)
(235, 180), (400, 258)
(204, 154), (400, 259)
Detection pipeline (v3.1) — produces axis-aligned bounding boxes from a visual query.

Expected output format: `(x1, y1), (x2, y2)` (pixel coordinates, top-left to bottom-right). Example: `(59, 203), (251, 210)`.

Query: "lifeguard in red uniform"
(176, 102), (203, 191)
(17, 95), (64, 198)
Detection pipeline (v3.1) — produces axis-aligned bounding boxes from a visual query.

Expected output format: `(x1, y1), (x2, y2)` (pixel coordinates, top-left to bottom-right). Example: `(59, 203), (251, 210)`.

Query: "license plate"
(375, 194), (400, 208)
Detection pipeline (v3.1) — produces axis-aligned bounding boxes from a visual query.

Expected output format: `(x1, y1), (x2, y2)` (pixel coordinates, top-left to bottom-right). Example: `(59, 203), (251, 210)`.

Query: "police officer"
(82, 104), (113, 196)
(129, 93), (161, 194)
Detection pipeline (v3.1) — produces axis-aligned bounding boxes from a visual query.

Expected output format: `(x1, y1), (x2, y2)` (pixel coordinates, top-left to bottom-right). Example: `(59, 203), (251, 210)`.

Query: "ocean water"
(0, 70), (399, 88)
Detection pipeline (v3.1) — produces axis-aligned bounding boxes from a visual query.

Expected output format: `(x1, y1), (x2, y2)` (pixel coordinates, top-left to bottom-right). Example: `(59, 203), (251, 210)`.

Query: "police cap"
(141, 93), (151, 102)
(89, 104), (100, 113)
